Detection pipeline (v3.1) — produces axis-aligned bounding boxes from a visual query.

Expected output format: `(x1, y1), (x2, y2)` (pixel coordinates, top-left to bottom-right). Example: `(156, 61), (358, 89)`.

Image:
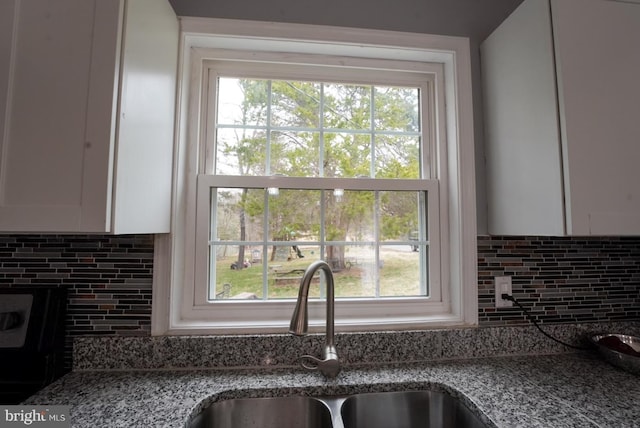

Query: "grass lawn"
(214, 246), (423, 299)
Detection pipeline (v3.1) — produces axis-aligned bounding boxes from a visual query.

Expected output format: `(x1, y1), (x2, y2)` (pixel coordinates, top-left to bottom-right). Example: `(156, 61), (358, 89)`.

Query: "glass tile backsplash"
(1, 234), (639, 370)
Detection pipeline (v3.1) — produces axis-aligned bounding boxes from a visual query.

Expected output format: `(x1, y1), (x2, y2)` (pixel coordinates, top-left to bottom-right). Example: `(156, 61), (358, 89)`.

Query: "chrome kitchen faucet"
(289, 260), (341, 378)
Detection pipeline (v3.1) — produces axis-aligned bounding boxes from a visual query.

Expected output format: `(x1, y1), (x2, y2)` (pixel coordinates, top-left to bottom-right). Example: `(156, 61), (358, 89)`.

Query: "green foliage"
(380, 191), (419, 240)
(218, 77), (422, 257)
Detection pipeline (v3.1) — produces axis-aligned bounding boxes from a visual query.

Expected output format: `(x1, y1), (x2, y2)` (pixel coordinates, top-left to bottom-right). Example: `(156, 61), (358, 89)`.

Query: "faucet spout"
(289, 260), (340, 378)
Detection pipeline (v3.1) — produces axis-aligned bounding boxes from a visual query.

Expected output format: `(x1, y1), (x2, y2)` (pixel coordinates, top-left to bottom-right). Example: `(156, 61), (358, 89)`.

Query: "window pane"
(268, 189), (321, 241)
(270, 131), (319, 177)
(326, 245), (377, 297)
(268, 245), (322, 299)
(211, 244), (264, 300)
(374, 86), (420, 132)
(324, 83), (371, 129)
(379, 190), (421, 241)
(213, 188), (265, 241)
(375, 135), (420, 179)
(271, 80), (320, 128)
(379, 244), (424, 297)
(217, 78), (268, 126)
(324, 133), (371, 178)
(215, 128), (267, 175)
(326, 189), (375, 242)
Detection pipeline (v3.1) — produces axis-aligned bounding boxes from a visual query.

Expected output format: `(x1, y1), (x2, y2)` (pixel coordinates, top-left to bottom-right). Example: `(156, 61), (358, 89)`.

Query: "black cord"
(501, 294), (591, 351)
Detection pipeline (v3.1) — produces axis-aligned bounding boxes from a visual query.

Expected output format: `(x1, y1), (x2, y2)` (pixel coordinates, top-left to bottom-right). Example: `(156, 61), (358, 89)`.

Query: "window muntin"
(204, 63), (435, 304)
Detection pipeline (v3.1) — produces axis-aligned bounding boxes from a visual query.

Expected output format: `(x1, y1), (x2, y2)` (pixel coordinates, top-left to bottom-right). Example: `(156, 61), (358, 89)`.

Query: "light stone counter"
(25, 354), (640, 427)
(24, 322), (640, 427)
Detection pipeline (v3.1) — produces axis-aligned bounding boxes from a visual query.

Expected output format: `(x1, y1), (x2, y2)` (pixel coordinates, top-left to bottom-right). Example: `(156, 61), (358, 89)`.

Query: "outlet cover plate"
(494, 276), (513, 308)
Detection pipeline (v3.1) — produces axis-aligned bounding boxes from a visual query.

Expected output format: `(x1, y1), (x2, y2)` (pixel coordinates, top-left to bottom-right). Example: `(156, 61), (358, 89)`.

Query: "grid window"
(155, 23), (478, 335)
(205, 70), (436, 302)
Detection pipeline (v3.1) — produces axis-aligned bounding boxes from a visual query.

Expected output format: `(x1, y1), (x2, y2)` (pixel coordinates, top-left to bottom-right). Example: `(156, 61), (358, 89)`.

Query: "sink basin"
(341, 390), (489, 428)
(187, 396), (333, 428)
(188, 389), (491, 428)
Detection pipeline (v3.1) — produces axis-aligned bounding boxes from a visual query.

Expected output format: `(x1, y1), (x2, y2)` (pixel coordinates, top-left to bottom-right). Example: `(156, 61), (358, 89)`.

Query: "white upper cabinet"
(0, 0), (178, 233)
(482, 0), (640, 236)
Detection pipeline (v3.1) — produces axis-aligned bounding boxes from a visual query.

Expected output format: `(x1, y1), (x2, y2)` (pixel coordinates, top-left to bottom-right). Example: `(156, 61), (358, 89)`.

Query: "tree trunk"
(236, 189), (248, 270)
(326, 245), (345, 270)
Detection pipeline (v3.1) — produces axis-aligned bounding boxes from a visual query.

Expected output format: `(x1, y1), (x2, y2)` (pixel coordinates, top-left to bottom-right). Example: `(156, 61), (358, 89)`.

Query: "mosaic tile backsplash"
(1, 234), (639, 370)
(0, 234), (153, 369)
(478, 236), (640, 325)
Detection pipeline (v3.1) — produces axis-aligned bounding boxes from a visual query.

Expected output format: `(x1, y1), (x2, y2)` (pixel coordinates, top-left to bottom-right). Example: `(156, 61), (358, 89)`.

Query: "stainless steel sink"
(187, 396), (333, 428)
(188, 390), (491, 428)
(341, 390), (489, 428)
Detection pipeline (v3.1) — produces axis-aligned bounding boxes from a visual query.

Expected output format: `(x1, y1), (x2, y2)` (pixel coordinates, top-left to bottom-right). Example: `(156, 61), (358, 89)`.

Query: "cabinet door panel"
(481, 0), (565, 235)
(0, 0), (95, 231)
(552, 0), (640, 235)
(2, 0), (94, 207)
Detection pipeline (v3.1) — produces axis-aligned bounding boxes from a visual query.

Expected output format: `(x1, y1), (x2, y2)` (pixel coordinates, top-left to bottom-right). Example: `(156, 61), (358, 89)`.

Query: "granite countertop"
(24, 352), (640, 428)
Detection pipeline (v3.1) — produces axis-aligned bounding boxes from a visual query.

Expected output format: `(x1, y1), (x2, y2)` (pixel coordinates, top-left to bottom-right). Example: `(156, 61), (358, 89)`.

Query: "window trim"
(152, 18), (477, 335)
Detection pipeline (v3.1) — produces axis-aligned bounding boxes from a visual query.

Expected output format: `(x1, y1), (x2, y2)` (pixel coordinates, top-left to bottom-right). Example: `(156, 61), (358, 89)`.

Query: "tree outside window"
(210, 77), (428, 300)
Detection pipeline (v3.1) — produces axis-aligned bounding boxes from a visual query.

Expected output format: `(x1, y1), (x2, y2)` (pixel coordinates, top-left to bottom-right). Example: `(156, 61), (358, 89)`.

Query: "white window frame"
(152, 18), (478, 335)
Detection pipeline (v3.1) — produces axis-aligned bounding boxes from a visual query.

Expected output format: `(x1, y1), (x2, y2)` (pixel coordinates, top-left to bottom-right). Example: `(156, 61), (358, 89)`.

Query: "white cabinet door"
(552, 0), (640, 235)
(0, 0), (97, 231)
(0, 0), (178, 233)
(482, 0), (640, 236)
(482, 0), (565, 236)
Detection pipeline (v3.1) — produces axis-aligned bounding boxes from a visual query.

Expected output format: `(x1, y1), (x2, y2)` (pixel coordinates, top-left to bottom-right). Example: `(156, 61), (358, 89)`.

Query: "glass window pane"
(375, 135), (420, 179)
(379, 244), (423, 297)
(325, 190), (375, 243)
(324, 84), (371, 129)
(374, 86), (420, 132)
(324, 133), (371, 178)
(267, 245), (322, 299)
(215, 128), (267, 175)
(326, 245), (377, 298)
(271, 80), (320, 128)
(270, 131), (319, 177)
(379, 190), (421, 242)
(211, 244), (264, 300)
(217, 78), (268, 126)
(268, 189), (321, 241)
(213, 188), (265, 242)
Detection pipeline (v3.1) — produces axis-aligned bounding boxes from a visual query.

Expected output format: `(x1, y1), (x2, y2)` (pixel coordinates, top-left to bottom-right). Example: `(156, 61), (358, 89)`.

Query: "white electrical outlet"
(494, 276), (513, 308)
